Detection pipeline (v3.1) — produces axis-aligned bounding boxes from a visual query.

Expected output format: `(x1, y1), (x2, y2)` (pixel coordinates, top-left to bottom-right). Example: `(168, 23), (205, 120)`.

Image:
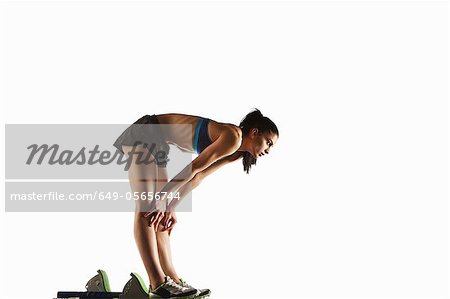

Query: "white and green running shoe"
(149, 276), (198, 299)
(178, 278), (211, 299)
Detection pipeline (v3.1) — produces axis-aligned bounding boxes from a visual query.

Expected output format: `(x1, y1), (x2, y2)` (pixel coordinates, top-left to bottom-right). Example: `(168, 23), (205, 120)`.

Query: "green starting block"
(56, 269), (148, 299)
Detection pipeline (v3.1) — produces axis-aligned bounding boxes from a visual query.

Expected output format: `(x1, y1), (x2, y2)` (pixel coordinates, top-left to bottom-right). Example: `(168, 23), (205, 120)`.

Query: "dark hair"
(239, 108), (279, 174)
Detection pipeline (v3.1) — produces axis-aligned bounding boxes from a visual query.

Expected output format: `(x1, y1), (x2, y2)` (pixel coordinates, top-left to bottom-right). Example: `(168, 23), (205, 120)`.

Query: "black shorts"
(113, 114), (170, 167)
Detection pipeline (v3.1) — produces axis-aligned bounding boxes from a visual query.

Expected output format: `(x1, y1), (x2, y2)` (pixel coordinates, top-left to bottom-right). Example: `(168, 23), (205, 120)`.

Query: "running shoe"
(149, 276), (198, 298)
(178, 278), (211, 299)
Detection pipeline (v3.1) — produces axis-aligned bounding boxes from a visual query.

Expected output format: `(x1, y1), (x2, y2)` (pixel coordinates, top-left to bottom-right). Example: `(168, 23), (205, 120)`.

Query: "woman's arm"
(167, 151), (244, 211)
(156, 129), (241, 207)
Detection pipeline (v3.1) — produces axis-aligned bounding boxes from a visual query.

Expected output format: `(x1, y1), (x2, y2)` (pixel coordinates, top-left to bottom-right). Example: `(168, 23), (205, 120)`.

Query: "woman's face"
(248, 128), (278, 159)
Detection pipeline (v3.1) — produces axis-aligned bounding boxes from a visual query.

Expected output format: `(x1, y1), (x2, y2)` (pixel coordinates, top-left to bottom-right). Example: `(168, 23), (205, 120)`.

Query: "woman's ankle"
(164, 273), (181, 284)
(150, 276), (166, 291)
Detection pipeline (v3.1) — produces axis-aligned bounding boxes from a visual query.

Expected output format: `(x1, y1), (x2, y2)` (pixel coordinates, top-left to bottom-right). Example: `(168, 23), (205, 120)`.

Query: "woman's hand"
(160, 211), (177, 236)
(144, 199), (167, 230)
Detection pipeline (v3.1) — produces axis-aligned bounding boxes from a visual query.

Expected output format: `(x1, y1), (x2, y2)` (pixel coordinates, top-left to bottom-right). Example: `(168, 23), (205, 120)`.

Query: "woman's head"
(239, 108), (279, 174)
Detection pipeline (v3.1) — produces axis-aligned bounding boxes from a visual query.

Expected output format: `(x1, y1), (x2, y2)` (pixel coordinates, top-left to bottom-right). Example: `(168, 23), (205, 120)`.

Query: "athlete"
(113, 108), (279, 298)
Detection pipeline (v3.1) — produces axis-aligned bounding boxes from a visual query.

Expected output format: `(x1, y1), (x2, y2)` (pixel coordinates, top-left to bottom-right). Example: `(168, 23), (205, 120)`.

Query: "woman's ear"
(249, 128), (259, 138)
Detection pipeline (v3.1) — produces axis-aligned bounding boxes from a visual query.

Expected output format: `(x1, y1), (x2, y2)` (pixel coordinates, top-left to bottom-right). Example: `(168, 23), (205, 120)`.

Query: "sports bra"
(193, 117), (213, 154)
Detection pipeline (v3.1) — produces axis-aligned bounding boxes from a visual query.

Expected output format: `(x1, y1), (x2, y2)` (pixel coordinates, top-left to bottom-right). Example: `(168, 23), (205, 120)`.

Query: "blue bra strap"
(193, 118), (204, 154)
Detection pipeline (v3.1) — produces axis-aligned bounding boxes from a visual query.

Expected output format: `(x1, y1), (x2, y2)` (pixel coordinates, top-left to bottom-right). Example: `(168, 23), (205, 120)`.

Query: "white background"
(0, 1), (448, 298)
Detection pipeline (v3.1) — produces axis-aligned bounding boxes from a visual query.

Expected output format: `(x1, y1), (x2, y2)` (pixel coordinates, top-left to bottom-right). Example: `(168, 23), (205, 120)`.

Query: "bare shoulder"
(227, 123), (243, 138)
(215, 123), (242, 150)
(210, 120), (242, 141)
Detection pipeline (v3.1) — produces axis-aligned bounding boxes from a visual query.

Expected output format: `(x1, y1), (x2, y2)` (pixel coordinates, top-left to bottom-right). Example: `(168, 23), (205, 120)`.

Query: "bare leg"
(156, 225), (182, 283)
(123, 145), (166, 290)
(154, 166), (182, 284)
(155, 167), (203, 284)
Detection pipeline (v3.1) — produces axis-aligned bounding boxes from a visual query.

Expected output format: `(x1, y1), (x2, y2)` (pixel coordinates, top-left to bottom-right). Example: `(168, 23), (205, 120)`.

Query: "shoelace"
(150, 278), (183, 293)
(166, 278), (186, 290)
(180, 279), (194, 289)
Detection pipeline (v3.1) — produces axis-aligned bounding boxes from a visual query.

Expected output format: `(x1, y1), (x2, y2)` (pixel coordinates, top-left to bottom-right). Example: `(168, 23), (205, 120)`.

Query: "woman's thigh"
(156, 166), (169, 192)
(122, 144), (158, 214)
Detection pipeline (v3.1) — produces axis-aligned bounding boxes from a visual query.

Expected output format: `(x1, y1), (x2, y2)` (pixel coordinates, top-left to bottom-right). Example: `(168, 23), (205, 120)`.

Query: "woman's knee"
(134, 210), (152, 230)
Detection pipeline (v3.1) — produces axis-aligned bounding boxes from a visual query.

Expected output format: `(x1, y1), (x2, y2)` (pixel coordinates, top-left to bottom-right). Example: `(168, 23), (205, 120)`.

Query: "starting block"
(56, 269), (149, 299)
(56, 269), (211, 299)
